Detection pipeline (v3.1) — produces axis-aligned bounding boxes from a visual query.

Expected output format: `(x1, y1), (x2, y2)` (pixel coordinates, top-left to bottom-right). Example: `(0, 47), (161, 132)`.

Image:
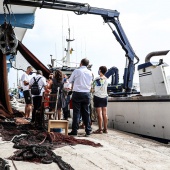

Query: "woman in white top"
(92, 66), (108, 134)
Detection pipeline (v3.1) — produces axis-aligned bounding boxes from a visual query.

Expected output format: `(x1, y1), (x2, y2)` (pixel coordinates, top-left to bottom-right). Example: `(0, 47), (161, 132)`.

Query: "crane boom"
(4, 0), (139, 93)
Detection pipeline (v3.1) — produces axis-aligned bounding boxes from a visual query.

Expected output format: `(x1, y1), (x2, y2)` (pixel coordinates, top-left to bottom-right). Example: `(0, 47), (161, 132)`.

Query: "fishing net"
(0, 123), (102, 170)
(0, 124), (102, 147)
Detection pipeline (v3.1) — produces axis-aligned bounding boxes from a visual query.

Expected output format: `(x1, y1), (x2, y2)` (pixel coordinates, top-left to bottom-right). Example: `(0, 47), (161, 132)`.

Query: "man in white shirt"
(21, 66), (33, 119)
(29, 70), (47, 125)
(68, 58), (93, 136)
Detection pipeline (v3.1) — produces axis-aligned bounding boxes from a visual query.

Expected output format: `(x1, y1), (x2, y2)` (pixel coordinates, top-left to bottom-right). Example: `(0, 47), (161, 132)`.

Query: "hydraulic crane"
(3, 0), (139, 93)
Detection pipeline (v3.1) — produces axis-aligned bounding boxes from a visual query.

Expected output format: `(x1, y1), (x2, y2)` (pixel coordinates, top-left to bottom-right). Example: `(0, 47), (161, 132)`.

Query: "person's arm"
(23, 81), (29, 86)
(47, 79), (53, 89)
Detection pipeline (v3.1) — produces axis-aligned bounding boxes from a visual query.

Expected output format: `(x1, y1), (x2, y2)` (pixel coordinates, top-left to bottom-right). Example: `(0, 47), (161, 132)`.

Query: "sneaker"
(85, 132), (91, 137)
(68, 131), (77, 136)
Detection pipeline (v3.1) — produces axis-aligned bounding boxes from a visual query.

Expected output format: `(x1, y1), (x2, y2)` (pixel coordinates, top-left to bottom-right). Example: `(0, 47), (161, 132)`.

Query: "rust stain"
(0, 51), (13, 116)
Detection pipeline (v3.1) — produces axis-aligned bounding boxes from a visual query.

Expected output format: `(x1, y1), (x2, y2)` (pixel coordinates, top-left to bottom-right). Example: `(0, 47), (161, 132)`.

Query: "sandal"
(93, 129), (103, 134)
(103, 129), (108, 133)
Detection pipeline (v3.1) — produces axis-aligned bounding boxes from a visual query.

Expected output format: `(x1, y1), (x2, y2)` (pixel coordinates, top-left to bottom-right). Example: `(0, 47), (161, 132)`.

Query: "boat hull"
(107, 95), (170, 140)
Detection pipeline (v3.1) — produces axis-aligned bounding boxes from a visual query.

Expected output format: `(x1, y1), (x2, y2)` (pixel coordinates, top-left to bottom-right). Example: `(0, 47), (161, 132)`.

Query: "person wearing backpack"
(29, 70), (47, 124)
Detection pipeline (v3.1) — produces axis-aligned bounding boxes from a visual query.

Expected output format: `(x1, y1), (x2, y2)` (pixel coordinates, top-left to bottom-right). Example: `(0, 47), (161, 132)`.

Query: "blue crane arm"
(104, 17), (139, 91)
(5, 0), (139, 93)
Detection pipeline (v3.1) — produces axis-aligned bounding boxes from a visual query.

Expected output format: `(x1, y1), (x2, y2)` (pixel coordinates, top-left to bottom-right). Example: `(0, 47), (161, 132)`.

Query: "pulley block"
(0, 23), (18, 55)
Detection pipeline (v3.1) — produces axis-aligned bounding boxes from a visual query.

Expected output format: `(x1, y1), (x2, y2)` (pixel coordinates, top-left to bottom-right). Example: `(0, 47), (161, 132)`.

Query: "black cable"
(3, 0), (11, 24)
(9, 3), (17, 30)
(9, 55), (26, 72)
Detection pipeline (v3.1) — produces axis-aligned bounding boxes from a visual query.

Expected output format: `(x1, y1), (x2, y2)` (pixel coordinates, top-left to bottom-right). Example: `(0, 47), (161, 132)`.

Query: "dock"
(0, 123), (170, 170)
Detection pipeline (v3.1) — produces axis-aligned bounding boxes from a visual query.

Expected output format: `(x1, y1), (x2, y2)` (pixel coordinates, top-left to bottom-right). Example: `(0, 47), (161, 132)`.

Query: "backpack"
(58, 83), (71, 108)
(31, 77), (43, 95)
(58, 85), (67, 108)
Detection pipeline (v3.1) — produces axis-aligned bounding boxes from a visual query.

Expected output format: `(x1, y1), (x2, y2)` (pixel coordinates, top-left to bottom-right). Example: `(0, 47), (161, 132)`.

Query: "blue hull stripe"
(0, 13), (34, 29)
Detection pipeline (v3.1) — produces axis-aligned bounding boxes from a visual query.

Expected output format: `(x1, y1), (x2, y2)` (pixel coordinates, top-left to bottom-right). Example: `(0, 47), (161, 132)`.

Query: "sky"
(8, 0), (170, 88)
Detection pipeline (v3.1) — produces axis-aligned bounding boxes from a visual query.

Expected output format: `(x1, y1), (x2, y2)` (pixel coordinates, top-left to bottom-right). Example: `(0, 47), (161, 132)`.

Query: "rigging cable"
(9, 55), (26, 72)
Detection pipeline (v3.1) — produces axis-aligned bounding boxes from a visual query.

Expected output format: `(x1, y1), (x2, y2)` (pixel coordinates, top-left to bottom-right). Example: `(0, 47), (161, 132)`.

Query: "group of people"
(21, 58), (109, 136)
(21, 67), (70, 124)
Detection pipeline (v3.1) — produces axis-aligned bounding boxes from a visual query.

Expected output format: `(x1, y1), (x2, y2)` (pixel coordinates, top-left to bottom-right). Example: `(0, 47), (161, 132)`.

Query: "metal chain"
(3, 5), (7, 23)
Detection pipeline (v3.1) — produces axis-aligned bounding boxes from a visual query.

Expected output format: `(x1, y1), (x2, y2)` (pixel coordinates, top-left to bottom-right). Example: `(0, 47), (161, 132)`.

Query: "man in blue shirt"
(68, 58), (93, 136)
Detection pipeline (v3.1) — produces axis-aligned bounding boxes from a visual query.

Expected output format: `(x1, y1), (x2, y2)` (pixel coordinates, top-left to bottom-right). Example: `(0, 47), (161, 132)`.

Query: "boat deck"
(0, 124), (170, 170)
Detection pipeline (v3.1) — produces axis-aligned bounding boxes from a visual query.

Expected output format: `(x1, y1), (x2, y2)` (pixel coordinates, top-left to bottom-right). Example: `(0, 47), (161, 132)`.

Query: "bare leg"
(102, 107), (108, 130)
(27, 104), (32, 118)
(25, 104), (32, 118)
(24, 105), (27, 118)
(96, 107), (103, 130)
(25, 104), (29, 118)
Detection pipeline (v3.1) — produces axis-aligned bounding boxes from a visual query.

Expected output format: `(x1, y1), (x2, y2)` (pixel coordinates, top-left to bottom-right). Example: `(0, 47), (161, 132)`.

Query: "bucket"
(52, 128), (62, 133)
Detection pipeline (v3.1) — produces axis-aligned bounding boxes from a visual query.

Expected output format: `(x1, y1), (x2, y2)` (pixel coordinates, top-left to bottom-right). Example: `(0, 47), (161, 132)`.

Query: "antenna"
(81, 38), (82, 58)
(55, 43), (57, 66)
(57, 14), (75, 67)
(62, 13), (64, 63)
(64, 16), (75, 67)
(84, 37), (86, 57)
(67, 14), (70, 30)
(73, 26), (74, 40)
(76, 39), (77, 67)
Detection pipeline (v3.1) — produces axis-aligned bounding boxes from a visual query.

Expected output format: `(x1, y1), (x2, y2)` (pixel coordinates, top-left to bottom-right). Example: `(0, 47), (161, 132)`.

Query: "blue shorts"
(93, 95), (108, 107)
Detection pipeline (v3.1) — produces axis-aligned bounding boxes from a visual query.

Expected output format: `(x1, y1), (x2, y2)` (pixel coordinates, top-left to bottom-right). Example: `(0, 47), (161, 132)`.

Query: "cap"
(37, 70), (43, 75)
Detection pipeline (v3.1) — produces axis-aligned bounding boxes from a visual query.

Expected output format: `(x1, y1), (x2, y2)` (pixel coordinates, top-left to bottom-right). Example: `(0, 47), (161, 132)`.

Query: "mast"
(64, 28), (74, 67)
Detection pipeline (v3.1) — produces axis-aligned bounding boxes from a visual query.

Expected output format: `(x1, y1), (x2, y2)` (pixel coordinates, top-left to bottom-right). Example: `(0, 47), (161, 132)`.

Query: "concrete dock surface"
(3, 100), (170, 169)
(1, 124), (170, 170)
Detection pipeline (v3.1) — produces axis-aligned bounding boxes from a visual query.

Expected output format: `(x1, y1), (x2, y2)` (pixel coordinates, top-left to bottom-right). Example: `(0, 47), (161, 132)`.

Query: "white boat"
(107, 50), (170, 140)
